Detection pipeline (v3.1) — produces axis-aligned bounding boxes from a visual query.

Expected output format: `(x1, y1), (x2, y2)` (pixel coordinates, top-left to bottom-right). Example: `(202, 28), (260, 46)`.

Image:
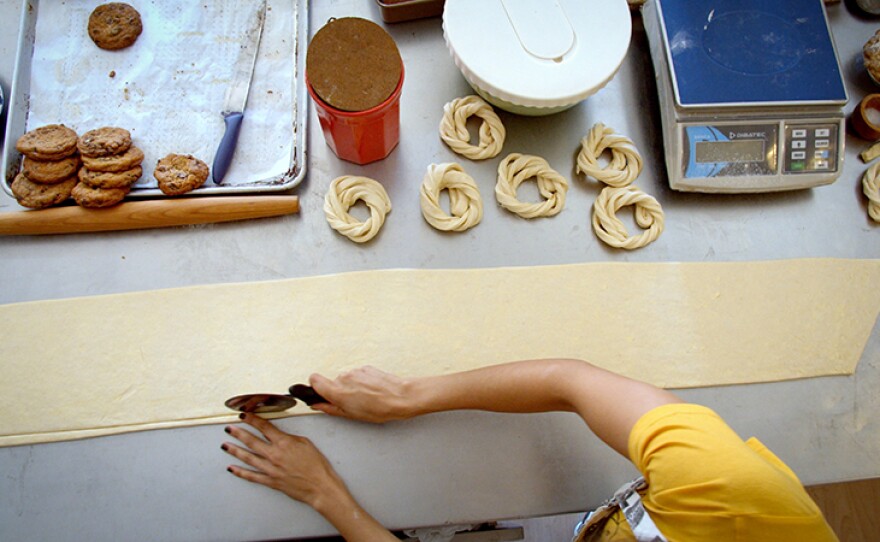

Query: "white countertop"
(1, 0), (879, 540)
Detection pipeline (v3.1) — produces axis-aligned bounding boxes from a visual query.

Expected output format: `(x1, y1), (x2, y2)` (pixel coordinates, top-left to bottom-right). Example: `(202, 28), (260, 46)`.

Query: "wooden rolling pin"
(0, 195), (299, 236)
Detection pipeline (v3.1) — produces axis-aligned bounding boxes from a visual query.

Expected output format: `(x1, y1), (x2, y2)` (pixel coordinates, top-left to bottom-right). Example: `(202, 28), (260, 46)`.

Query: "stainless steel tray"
(2, 0), (308, 199)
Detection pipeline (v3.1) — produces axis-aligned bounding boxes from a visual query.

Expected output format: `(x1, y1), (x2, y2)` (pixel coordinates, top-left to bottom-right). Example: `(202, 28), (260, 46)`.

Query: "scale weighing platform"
(643, 0), (848, 193)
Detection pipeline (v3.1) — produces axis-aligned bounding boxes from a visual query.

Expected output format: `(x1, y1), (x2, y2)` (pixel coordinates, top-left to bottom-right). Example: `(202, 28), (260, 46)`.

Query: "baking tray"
(2, 0), (308, 199)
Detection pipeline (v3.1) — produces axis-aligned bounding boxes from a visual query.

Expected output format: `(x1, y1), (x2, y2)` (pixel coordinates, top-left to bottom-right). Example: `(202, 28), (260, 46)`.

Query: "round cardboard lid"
(443, 0), (631, 108)
(306, 17), (403, 112)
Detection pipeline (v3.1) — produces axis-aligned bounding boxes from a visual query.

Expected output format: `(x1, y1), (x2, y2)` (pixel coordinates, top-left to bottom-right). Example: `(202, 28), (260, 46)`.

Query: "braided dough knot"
(577, 122), (643, 188)
(592, 186), (664, 250)
(439, 95), (506, 160)
(324, 176), (392, 243)
(863, 162), (880, 223)
(495, 153), (569, 219)
(420, 163), (483, 232)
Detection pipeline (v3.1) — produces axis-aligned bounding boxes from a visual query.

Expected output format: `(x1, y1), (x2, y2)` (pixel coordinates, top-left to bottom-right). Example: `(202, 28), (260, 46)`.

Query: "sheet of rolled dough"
(1, 258), (879, 447)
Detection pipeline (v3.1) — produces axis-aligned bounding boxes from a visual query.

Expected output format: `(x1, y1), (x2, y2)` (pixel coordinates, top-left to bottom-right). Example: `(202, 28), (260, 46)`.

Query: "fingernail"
(238, 413), (246, 420)
(221, 443), (228, 451)
(227, 467), (233, 473)
(224, 427), (231, 434)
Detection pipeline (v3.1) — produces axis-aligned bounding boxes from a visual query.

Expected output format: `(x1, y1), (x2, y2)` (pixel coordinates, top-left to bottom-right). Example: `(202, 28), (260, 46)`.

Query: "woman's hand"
(222, 413), (350, 511)
(222, 413), (400, 542)
(308, 365), (418, 423)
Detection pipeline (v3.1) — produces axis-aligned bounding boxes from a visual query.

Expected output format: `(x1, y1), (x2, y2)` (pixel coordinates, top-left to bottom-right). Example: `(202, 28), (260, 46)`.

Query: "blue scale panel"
(659, 0), (846, 107)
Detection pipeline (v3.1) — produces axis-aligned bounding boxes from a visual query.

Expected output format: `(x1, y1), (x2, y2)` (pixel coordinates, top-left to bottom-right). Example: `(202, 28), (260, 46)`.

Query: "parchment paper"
(26, 0), (295, 189)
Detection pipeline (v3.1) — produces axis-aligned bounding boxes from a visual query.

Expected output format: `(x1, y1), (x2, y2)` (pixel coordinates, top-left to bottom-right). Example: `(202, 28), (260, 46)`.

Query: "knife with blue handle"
(212, 1), (267, 184)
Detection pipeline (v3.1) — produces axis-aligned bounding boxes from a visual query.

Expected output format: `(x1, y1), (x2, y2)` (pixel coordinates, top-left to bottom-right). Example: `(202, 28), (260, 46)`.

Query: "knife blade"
(211, 0), (267, 184)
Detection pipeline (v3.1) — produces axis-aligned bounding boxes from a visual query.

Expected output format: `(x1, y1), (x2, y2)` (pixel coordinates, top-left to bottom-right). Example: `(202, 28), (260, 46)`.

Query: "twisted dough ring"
(323, 176), (392, 243)
(420, 163), (483, 232)
(863, 162), (880, 223)
(577, 122), (643, 188)
(592, 186), (664, 250)
(439, 95), (506, 160)
(495, 153), (569, 219)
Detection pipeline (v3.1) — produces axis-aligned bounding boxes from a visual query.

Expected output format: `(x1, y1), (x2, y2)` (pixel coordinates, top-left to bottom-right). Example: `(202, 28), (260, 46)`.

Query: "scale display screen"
(695, 140), (764, 164)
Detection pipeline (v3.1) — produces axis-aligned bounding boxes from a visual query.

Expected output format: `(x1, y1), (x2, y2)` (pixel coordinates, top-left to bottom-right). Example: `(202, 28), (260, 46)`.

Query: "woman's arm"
(310, 358), (682, 456)
(222, 413), (399, 542)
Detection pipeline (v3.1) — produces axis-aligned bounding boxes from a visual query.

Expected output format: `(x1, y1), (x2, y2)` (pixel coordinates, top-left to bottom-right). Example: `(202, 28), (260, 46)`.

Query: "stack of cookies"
(12, 125), (81, 209)
(74, 127), (144, 208)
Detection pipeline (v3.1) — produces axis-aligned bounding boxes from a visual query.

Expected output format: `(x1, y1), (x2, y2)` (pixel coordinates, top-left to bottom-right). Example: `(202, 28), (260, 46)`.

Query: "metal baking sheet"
(2, 0), (308, 199)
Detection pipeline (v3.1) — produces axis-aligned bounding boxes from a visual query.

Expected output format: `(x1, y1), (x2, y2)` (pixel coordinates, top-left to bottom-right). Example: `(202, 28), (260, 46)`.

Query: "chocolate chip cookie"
(10, 173), (77, 209)
(72, 182), (130, 208)
(81, 145), (144, 172)
(78, 165), (142, 189)
(21, 155), (81, 184)
(16, 124), (79, 161)
(77, 127), (132, 158)
(153, 154), (209, 195)
(88, 3), (143, 51)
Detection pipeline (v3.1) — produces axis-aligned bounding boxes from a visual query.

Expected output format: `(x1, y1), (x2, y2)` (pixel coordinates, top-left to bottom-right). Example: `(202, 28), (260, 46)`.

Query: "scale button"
(815, 128), (830, 137)
(815, 150), (829, 159)
(815, 159), (829, 169)
(791, 151), (806, 159)
(790, 161), (805, 171)
(792, 129), (807, 138)
(792, 140), (807, 149)
(815, 139), (830, 148)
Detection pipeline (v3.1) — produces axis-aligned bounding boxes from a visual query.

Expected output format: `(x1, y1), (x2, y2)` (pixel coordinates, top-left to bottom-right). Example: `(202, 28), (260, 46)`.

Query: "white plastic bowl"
(443, 0), (632, 116)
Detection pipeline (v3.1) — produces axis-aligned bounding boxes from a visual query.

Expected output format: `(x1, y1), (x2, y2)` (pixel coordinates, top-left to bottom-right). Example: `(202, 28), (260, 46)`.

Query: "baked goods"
(77, 127), (132, 158)
(324, 175), (392, 243)
(495, 153), (568, 219)
(21, 155), (81, 184)
(81, 145), (144, 172)
(439, 96), (505, 160)
(153, 154), (210, 195)
(74, 126), (143, 206)
(78, 166), (143, 189)
(88, 3), (143, 51)
(72, 182), (130, 208)
(10, 173), (77, 209)
(419, 163), (482, 232)
(15, 124), (78, 161)
(865, 29), (880, 84)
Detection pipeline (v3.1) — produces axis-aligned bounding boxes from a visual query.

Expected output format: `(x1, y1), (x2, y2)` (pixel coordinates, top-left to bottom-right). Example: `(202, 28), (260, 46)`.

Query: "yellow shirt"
(598, 403), (838, 541)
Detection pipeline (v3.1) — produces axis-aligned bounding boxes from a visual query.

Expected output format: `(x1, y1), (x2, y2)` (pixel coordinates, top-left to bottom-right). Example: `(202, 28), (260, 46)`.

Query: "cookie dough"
(420, 163), (482, 232)
(153, 154), (209, 195)
(77, 127), (132, 158)
(10, 173), (76, 209)
(22, 155), (81, 184)
(577, 123), (643, 188)
(495, 153), (568, 219)
(88, 3), (143, 51)
(15, 124), (78, 161)
(863, 161), (880, 223)
(324, 175), (392, 243)
(592, 186), (664, 250)
(439, 96), (505, 160)
(0, 259), (878, 446)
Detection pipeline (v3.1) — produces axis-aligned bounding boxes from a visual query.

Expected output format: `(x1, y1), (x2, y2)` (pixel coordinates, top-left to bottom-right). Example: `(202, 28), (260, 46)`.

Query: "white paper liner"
(26, 1), (295, 189)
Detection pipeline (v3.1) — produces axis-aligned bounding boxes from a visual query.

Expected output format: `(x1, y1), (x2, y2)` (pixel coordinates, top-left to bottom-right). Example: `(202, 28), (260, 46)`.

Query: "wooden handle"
(0, 195), (299, 236)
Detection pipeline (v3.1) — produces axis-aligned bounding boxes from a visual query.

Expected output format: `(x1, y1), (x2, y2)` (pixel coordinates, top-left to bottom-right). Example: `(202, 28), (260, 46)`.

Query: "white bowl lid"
(443, 0), (632, 108)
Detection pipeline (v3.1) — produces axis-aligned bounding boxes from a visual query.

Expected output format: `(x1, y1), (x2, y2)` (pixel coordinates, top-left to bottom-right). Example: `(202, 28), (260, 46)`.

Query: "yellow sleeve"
(626, 403), (838, 542)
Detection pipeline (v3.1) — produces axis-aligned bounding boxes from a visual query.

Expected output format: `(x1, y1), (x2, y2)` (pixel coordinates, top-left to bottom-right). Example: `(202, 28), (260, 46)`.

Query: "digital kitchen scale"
(643, 0), (848, 193)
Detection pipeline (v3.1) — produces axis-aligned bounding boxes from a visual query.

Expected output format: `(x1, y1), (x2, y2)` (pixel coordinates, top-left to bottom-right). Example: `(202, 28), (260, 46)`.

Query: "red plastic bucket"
(307, 66), (404, 165)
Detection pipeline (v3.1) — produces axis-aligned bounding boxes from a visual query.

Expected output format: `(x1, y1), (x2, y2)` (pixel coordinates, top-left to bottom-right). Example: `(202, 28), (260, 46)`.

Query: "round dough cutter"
(224, 384), (327, 413)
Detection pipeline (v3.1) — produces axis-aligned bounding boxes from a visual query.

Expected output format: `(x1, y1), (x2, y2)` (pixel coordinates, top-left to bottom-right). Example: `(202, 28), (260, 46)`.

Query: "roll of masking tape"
(852, 93), (880, 140)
